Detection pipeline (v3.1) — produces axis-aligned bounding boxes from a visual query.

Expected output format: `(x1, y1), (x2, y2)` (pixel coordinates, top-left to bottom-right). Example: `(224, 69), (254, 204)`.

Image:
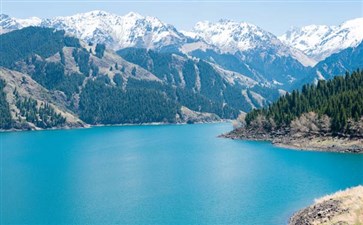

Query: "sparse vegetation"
(15, 95), (66, 129)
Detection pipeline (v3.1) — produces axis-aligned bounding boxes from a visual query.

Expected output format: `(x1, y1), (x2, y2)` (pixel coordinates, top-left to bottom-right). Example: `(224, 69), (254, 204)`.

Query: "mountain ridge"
(280, 17), (363, 62)
(0, 11), (312, 65)
(0, 26), (278, 130)
(3, 11), (361, 90)
(2, 11), (361, 66)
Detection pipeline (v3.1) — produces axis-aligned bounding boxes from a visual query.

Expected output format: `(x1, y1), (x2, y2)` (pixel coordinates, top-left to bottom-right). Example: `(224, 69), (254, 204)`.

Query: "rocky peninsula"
(289, 186), (363, 225)
(222, 112), (363, 153)
(222, 127), (363, 153)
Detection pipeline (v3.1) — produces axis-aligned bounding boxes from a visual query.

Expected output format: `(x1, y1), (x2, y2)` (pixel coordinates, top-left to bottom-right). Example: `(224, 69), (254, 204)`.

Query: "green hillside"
(245, 70), (363, 135)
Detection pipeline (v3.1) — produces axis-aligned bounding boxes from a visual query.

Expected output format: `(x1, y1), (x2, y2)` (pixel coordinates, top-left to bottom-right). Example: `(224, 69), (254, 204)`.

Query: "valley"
(1, 6), (363, 225)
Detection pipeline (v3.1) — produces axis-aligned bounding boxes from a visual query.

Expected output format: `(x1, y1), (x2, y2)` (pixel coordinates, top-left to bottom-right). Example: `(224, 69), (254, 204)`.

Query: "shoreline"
(289, 186), (363, 225)
(221, 131), (363, 154)
(273, 141), (363, 154)
(0, 120), (231, 134)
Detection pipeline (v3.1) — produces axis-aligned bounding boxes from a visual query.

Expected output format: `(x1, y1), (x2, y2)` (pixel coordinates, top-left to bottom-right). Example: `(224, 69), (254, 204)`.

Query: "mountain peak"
(341, 17), (363, 28)
(35, 10), (186, 50)
(195, 19), (256, 29)
(191, 18), (316, 66)
(123, 11), (143, 19)
(217, 18), (234, 24)
(279, 17), (363, 61)
(192, 19), (276, 53)
(86, 10), (111, 16)
(0, 14), (41, 32)
(0, 14), (10, 19)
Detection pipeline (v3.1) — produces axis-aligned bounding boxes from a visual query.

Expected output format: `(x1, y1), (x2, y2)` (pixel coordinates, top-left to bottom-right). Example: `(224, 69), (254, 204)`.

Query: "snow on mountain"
(1, 11), (361, 67)
(1, 11), (317, 67)
(0, 14), (41, 34)
(40, 10), (188, 50)
(279, 17), (363, 62)
(183, 20), (315, 88)
(191, 19), (316, 67)
(192, 19), (278, 53)
(180, 30), (198, 39)
(17, 17), (42, 27)
(279, 25), (334, 55)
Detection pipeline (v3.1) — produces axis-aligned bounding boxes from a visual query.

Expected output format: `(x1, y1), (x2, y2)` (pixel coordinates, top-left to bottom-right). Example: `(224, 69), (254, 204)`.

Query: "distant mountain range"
(0, 11), (362, 130)
(280, 18), (363, 62)
(1, 11), (362, 84)
(2, 11), (362, 64)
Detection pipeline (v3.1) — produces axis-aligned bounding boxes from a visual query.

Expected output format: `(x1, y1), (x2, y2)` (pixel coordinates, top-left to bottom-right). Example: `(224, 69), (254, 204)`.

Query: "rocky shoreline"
(221, 127), (363, 153)
(289, 186), (363, 225)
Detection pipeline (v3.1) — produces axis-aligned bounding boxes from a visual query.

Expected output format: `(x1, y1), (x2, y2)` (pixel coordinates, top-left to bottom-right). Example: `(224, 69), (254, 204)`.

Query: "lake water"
(1, 123), (362, 225)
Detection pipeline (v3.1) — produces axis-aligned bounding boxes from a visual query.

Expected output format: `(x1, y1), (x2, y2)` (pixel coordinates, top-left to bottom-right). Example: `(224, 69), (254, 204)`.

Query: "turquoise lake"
(1, 123), (362, 225)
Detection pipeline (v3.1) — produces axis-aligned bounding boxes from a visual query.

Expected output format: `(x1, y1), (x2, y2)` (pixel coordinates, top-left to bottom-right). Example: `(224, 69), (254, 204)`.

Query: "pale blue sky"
(1, 0), (363, 35)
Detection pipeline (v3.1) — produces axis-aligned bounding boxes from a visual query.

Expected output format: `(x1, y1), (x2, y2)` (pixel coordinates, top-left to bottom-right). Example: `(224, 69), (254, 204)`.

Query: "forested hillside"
(224, 70), (363, 152)
(79, 79), (179, 124)
(0, 26), (80, 68)
(0, 79), (13, 129)
(0, 27), (248, 130)
(1, 26), (362, 132)
(239, 69), (363, 137)
(118, 47), (278, 111)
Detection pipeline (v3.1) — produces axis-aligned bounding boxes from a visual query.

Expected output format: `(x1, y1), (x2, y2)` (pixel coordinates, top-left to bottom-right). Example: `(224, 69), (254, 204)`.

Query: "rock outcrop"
(289, 186), (363, 225)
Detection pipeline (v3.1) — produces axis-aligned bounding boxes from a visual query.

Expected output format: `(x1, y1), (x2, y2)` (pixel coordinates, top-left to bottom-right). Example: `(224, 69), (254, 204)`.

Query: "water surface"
(1, 123), (362, 224)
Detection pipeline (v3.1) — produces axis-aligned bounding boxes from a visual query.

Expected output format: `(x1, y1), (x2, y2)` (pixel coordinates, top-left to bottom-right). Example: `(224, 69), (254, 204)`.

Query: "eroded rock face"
(289, 186), (363, 225)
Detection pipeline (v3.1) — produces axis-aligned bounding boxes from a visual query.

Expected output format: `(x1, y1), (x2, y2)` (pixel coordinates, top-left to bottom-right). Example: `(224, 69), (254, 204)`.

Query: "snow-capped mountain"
(1, 11), (362, 66)
(189, 19), (316, 67)
(182, 19), (314, 88)
(3, 10), (361, 89)
(192, 19), (281, 53)
(0, 14), (41, 34)
(39, 10), (189, 50)
(0, 11), (313, 66)
(314, 40), (363, 80)
(280, 18), (363, 62)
